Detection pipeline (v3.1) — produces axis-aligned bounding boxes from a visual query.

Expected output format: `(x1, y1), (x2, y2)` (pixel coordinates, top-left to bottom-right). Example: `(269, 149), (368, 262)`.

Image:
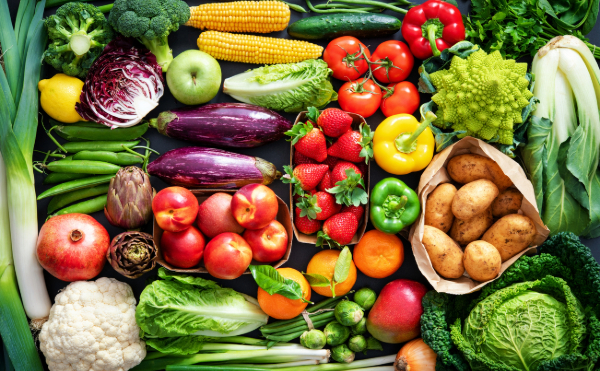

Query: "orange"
(353, 229), (403, 278)
(257, 267), (311, 320)
(306, 249), (357, 297)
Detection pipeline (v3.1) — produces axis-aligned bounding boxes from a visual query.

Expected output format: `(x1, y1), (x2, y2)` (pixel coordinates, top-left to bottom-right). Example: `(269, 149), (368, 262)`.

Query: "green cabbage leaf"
(223, 59), (338, 113)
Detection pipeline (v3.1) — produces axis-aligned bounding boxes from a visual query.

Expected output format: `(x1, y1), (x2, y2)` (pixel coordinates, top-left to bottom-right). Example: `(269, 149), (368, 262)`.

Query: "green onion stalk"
(0, 0), (51, 368)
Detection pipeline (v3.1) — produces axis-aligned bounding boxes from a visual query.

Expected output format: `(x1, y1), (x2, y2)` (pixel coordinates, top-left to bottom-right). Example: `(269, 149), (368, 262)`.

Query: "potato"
(482, 214), (536, 261)
(492, 188), (523, 218)
(447, 154), (513, 191)
(425, 183), (457, 233)
(463, 240), (502, 282)
(452, 179), (499, 219)
(422, 225), (465, 279)
(450, 208), (493, 245)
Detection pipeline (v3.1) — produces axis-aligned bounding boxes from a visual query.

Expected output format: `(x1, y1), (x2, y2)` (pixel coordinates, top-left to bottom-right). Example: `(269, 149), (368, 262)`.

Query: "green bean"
(43, 172), (89, 184)
(73, 151), (144, 166)
(52, 121), (149, 141)
(49, 119), (106, 128)
(62, 140), (140, 153)
(46, 160), (121, 175)
(51, 195), (108, 216)
(37, 174), (115, 200)
(47, 184), (110, 214)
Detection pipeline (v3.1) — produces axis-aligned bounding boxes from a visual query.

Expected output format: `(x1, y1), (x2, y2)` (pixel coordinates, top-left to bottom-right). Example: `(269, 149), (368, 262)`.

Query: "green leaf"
(158, 267), (221, 290)
(306, 106), (320, 123)
(316, 231), (342, 249)
(440, 0), (458, 6)
(249, 265), (306, 301)
(333, 247), (352, 283)
(284, 122), (313, 145)
(281, 165), (304, 196)
(297, 194), (321, 220)
(303, 273), (331, 287)
(327, 168), (368, 207)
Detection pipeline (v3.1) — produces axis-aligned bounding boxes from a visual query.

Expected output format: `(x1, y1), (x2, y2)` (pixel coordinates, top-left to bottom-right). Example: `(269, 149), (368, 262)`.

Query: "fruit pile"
(153, 185), (288, 279)
(284, 107), (373, 247)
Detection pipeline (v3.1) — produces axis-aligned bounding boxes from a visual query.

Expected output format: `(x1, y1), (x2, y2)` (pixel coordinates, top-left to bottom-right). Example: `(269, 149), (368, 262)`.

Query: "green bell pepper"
(370, 178), (420, 234)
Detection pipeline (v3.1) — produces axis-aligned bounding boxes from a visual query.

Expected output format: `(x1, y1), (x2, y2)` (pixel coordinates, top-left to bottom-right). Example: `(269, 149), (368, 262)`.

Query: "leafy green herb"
(249, 265), (311, 303)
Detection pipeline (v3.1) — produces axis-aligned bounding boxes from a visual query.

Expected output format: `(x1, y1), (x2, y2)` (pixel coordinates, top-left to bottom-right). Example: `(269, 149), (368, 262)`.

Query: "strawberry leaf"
(281, 165), (305, 196)
(306, 107), (320, 124)
(316, 231), (343, 249)
(327, 168), (368, 207)
(359, 123), (374, 164)
(285, 122), (314, 145)
(297, 194), (322, 220)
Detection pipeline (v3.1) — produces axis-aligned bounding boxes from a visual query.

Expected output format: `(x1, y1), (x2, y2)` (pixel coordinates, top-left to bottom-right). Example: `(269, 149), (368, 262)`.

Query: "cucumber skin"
(288, 14), (401, 40)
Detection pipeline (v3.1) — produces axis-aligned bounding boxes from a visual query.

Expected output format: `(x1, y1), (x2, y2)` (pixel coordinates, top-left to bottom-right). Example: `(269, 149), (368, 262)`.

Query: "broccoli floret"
(44, 2), (115, 78)
(429, 49), (533, 145)
(107, 0), (190, 72)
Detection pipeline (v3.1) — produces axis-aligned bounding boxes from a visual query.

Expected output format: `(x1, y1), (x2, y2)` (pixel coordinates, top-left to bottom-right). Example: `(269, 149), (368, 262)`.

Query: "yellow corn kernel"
(197, 31), (323, 64)
(185, 1), (290, 33)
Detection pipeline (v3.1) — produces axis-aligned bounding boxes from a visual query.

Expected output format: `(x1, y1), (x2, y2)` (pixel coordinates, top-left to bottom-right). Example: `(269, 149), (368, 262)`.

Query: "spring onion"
(0, 0), (52, 348)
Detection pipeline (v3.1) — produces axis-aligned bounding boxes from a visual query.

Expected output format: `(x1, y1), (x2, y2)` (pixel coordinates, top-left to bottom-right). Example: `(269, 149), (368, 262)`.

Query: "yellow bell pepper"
(373, 111), (436, 175)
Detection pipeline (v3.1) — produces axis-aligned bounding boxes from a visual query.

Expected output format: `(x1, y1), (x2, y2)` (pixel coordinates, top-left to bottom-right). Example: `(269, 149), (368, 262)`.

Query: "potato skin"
(447, 154), (513, 191)
(450, 208), (493, 245)
(422, 225), (465, 279)
(425, 183), (457, 233)
(482, 214), (536, 261)
(492, 188), (523, 218)
(463, 240), (502, 282)
(452, 179), (499, 220)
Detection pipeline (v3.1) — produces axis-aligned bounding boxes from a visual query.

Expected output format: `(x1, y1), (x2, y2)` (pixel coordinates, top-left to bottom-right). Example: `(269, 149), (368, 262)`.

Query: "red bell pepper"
(401, 0), (465, 60)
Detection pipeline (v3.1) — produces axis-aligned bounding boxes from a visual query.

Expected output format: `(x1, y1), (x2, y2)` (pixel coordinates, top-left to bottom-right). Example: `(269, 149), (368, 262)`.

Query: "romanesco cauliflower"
(429, 49), (533, 145)
(39, 277), (146, 371)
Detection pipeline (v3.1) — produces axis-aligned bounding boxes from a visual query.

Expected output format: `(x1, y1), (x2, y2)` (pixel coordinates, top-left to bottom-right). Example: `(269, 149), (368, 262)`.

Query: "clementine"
(306, 249), (357, 297)
(353, 229), (403, 278)
(257, 267), (311, 320)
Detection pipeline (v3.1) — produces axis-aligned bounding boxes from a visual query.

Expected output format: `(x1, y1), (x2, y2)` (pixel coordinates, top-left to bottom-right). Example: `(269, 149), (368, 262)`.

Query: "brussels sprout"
(366, 336), (383, 351)
(351, 317), (367, 335)
(354, 288), (377, 310)
(334, 300), (364, 326)
(324, 320), (351, 346)
(300, 329), (326, 349)
(348, 334), (367, 352)
(331, 344), (355, 363)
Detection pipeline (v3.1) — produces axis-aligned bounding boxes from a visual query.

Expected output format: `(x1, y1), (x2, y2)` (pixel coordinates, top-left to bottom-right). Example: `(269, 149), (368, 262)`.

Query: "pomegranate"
(36, 214), (110, 282)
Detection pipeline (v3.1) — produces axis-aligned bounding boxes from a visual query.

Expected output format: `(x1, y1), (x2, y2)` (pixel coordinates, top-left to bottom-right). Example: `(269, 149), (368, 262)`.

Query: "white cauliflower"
(40, 277), (146, 371)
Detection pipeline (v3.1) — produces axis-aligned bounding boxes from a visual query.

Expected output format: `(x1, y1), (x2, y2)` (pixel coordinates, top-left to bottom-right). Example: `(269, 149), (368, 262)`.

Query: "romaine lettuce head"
(223, 59), (338, 113)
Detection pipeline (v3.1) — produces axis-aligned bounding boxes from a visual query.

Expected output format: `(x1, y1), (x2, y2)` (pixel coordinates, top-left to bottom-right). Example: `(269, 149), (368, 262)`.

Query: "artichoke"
(107, 231), (157, 279)
(105, 166), (154, 229)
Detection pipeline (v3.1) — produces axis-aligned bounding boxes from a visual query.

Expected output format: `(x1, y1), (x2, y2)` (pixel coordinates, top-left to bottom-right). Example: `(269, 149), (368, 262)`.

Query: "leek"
(0, 0), (51, 361)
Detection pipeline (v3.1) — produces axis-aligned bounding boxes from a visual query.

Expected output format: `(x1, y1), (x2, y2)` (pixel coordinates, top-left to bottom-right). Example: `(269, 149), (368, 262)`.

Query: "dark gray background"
(7, 0), (600, 366)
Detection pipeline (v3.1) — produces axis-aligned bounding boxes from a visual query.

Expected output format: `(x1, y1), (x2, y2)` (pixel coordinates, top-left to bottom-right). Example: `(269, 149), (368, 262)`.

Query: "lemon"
(38, 73), (85, 123)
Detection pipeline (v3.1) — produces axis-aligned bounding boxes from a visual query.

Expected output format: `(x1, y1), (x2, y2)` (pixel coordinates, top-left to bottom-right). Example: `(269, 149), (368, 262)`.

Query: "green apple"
(166, 50), (221, 105)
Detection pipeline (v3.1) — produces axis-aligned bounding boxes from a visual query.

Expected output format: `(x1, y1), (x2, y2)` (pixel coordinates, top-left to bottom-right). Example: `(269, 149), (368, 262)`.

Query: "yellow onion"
(394, 338), (436, 371)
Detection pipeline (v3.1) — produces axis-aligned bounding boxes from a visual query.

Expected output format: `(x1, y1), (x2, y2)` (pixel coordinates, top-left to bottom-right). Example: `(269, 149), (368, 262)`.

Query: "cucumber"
(288, 13), (401, 40)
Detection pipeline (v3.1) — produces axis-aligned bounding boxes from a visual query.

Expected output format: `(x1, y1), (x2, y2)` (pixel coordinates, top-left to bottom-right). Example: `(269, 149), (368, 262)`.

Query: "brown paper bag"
(408, 137), (550, 294)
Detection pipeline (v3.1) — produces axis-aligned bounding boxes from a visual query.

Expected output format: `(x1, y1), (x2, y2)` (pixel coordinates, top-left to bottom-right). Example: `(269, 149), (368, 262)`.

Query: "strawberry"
(317, 212), (358, 247)
(329, 162), (368, 207)
(318, 171), (333, 192)
(294, 151), (317, 166)
(294, 207), (323, 235)
(327, 123), (373, 164)
(341, 205), (364, 222)
(285, 122), (327, 162)
(298, 192), (341, 221)
(307, 107), (352, 138)
(321, 155), (339, 171)
(282, 165), (328, 195)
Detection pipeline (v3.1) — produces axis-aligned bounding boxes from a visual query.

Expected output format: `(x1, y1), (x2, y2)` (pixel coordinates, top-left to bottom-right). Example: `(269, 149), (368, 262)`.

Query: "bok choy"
(523, 35), (600, 236)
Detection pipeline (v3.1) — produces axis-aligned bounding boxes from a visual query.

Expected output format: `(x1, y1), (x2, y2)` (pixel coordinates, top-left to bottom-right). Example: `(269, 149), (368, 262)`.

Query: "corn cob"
(197, 31), (323, 64)
(186, 1), (290, 33)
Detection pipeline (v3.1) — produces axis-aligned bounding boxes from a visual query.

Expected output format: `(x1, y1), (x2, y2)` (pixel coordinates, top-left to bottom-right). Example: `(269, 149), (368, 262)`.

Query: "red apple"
(153, 186), (199, 232)
(197, 193), (244, 238)
(203, 232), (252, 279)
(161, 226), (206, 268)
(36, 214), (110, 282)
(243, 220), (288, 263)
(231, 184), (278, 230)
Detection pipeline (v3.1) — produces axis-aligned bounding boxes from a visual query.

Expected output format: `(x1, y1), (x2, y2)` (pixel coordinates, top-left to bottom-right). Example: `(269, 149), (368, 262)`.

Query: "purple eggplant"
(148, 103), (292, 148)
(147, 147), (281, 188)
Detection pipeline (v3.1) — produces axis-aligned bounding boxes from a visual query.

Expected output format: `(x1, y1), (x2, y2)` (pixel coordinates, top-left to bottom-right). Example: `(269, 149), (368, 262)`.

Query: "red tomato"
(338, 78), (382, 118)
(371, 40), (414, 83)
(380, 81), (420, 117)
(323, 36), (371, 81)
